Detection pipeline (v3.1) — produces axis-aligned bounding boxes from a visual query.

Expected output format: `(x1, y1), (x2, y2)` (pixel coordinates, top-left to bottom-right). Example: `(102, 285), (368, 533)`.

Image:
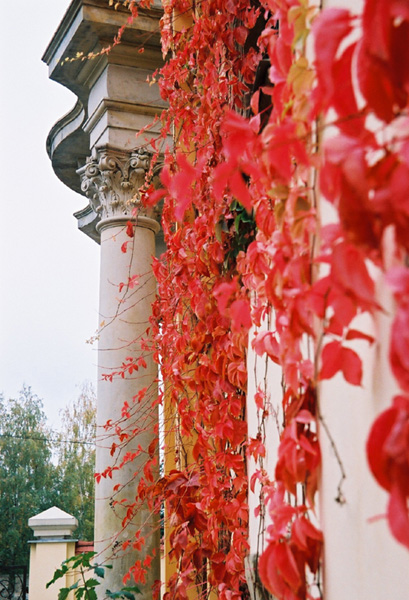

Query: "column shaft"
(95, 217), (160, 597)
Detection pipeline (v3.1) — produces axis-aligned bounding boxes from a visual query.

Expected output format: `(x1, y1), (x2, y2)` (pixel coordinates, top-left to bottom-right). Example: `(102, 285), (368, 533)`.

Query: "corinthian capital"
(77, 147), (155, 222)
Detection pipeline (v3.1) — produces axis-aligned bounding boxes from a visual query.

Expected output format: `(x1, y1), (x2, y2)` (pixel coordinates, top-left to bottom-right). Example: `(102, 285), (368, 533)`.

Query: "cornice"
(43, 0), (165, 243)
(42, 0), (163, 99)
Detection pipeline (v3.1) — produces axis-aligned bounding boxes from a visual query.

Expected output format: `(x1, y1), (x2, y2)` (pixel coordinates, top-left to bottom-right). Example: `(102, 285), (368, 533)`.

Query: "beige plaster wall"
(317, 0), (409, 594)
(29, 541), (76, 600)
(245, 0), (409, 595)
(318, 266), (409, 598)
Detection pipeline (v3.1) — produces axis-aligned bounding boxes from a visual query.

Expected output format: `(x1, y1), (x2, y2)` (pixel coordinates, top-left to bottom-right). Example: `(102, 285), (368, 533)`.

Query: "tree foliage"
(0, 384), (96, 567)
(0, 386), (55, 566)
(55, 382), (96, 542)
(46, 551), (141, 600)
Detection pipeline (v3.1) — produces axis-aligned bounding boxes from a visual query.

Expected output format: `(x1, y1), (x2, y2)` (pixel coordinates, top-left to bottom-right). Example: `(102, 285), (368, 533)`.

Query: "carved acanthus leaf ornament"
(77, 148), (155, 221)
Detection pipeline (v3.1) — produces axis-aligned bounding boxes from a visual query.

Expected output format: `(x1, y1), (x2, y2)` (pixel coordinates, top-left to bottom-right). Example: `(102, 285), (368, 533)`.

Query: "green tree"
(54, 382), (96, 541)
(0, 386), (56, 566)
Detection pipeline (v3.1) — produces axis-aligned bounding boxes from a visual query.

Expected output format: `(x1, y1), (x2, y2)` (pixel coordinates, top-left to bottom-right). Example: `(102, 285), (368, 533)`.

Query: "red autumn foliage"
(367, 395), (409, 549)
(258, 484), (323, 599)
(97, 0), (409, 597)
(275, 410), (320, 503)
(312, 0), (409, 560)
(320, 340), (362, 386)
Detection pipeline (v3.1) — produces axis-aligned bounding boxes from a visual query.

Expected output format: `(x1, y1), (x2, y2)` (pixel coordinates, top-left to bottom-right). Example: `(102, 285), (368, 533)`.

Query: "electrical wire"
(0, 433), (95, 446)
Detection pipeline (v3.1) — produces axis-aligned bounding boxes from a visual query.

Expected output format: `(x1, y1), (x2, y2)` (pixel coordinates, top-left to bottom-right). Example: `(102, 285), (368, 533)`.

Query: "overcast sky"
(0, 1), (100, 427)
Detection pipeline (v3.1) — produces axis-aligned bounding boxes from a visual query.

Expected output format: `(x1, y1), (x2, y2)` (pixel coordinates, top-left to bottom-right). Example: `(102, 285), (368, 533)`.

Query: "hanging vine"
(95, 0), (409, 598)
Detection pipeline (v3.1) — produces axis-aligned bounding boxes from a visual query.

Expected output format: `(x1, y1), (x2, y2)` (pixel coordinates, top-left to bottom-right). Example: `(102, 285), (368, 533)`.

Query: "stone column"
(78, 146), (160, 598)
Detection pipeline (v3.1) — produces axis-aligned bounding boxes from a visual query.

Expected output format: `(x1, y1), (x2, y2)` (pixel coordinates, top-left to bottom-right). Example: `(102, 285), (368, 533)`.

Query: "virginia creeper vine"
(94, 0), (409, 598)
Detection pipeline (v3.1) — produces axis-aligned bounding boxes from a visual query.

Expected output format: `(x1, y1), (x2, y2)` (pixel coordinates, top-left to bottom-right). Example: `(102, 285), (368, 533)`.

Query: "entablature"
(42, 0), (166, 245)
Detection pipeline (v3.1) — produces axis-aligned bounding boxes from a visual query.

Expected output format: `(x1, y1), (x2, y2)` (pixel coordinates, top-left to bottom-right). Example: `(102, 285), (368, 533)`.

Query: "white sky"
(0, 1), (100, 428)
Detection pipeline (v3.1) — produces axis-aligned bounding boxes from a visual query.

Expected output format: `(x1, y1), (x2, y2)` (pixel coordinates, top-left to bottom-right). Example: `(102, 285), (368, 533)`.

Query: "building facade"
(44, 1), (409, 598)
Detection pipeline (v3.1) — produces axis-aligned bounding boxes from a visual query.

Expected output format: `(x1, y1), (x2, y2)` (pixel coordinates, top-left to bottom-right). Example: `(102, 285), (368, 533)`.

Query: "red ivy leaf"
(259, 542), (302, 597)
(166, 153), (201, 221)
(390, 306), (409, 392)
(229, 170), (253, 212)
(233, 25), (248, 46)
(312, 8), (353, 110)
(331, 43), (365, 137)
(253, 331), (280, 363)
(367, 405), (397, 491)
(230, 299), (252, 331)
(222, 110), (257, 160)
(341, 347), (362, 385)
(320, 340), (343, 380)
(126, 220), (134, 238)
(345, 329), (375, 344)
(320, 341), (362, 385)
(357, 0), (409, 122)
(144, 187), (166, 207)
(128, 275), (139, 289)
(250, 89), (260, 115)
(367, 395), (409, 548)
(330, 242), (375, 307)
(213, 280), (237, 314)
(388, 484), (409, 550)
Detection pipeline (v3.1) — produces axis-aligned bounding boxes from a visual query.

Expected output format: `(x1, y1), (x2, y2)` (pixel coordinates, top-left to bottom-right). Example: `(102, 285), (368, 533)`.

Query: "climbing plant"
(95, 0), (409, 598)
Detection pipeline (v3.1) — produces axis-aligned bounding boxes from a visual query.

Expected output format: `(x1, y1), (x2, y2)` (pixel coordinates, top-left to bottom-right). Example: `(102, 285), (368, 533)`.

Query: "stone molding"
(77, 147), (160, 226)
(28, 506), (78, 539)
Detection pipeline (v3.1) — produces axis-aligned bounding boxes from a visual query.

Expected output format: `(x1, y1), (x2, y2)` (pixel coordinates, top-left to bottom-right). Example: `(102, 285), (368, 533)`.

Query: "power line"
(0, 433), (95, 446)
